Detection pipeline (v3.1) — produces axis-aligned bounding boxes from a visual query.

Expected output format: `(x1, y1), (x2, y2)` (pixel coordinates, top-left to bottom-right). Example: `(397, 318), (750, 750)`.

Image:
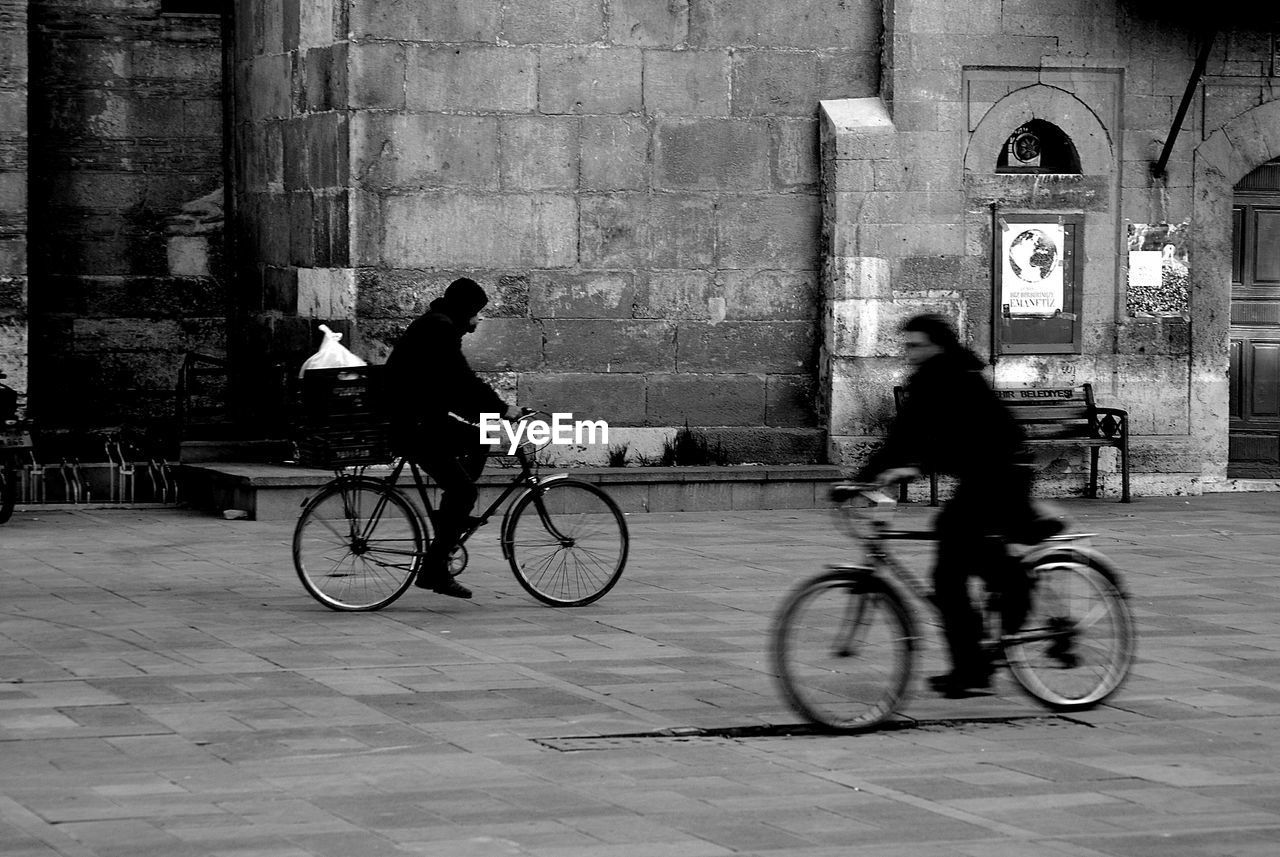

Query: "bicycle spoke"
(506, 481), (627, 607)
(294, 479), (423, 611)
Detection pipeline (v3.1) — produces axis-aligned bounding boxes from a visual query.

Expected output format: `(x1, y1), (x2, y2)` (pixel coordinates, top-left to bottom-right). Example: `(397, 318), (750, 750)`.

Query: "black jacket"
(385, 298), (509, 443)
(859, 348), (1025, 483)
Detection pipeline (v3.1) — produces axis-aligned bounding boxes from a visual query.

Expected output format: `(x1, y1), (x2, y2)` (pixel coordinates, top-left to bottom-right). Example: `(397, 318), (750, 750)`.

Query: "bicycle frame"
(328, 442), (570, 565)
(832, 488), (1111, 648)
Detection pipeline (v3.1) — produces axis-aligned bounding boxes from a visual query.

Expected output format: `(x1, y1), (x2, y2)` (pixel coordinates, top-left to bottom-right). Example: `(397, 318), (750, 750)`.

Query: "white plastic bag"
(298, 324), (367, 377)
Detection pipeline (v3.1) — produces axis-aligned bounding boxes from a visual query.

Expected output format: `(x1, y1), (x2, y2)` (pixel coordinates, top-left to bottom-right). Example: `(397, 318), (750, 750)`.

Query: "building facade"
(3, 1), (1279, 493)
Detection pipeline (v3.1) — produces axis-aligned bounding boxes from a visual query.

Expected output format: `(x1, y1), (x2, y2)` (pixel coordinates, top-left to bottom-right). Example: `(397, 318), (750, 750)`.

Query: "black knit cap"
(444, 277), (488, 317)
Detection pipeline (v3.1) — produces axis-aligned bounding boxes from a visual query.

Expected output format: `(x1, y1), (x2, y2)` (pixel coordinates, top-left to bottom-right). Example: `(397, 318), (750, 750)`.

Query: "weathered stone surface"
(407, 46), (537, 113)
(715, 194), (821, 269)
(349, 42), (407, 110)
(690, 0), (881, 51)
(649, 194), (716, 268)
(678, 322), (816, 373)
(827, 357), (905, 436)
(731, 50), (818, 117)
(383, 194), (577, 268)
(765, 374), (817, 427)
(462, 318), (544, 372)
(354, 114), (499, 191)
(351, 0), (501, 41)
(520, 372), (646, 424)
(644, 50), (731, 116)
(701, 426), (825, 464)
(539, 47), (642, 115)
(609, 0), (690, 46)
(579, 193), (651, 267)
(580, 115), (650, 190)
(503, 0), (604, 44)
(531, 270), (636, 318)
(633, 270), (715, 320)
(499, 116), (579, 190)
(720, 270), (818, 320)
(647, 373), (766, 426)
(655, 119), (770, 190)
(544, 320), (675, 371)
(773, 119), (820, 188)
(296, 267), (355, 319)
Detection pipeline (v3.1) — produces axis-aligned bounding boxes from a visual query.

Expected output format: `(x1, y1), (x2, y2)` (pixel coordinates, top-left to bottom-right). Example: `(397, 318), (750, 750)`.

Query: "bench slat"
(1011, 405), (1091, 422)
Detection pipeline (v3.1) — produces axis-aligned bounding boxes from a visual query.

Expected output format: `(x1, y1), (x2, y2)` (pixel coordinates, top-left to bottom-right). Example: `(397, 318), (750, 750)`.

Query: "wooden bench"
(893, 383), (1130, 505)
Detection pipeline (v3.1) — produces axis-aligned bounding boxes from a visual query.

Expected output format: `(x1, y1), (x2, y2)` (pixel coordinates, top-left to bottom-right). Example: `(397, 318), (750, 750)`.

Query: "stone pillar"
(233, 0), (355, 430)
(0, 0), (27, 407)
(820, 98), (965, 469)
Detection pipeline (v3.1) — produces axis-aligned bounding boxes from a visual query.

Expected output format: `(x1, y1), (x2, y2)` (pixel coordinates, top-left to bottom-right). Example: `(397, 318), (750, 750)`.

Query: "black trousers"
(412, 443), (488, 571)
(932, 469), (1034, 676)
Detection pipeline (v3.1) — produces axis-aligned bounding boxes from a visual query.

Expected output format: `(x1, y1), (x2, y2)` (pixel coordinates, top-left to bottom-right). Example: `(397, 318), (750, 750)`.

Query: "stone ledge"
(178, 462), (847, 521)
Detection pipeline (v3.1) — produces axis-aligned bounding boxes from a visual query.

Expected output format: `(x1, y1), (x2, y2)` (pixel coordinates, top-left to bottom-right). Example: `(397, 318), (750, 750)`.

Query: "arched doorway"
(1230, 157), (1280, 478)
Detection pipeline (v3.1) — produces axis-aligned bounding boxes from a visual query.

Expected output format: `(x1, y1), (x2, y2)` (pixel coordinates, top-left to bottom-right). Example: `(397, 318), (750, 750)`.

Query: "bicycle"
(771, 483), (1136, 732)
(0, 371), (32, 525)
(292, 410), (629, 611)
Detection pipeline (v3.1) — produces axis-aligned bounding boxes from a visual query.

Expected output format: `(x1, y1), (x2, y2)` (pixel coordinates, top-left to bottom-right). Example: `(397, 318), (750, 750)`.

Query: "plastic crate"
(299, 365), (387, 425)
(297, 425), (393, 469)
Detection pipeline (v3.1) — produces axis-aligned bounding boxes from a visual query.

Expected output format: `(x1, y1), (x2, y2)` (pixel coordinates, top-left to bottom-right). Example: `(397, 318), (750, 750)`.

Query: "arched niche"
(996, 119), (1082, 175)
(965, 85), (1113, 177)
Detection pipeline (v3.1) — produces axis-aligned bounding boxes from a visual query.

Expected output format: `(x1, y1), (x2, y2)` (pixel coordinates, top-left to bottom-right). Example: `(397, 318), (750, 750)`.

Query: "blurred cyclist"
(858, 313), (1045, 697)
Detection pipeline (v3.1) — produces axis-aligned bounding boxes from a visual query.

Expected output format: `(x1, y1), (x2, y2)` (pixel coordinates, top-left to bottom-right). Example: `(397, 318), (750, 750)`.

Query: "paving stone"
(0, 496), (1279, 855)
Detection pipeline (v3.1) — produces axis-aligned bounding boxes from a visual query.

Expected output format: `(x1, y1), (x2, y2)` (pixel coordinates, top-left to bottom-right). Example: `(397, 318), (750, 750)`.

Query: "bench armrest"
(1093, 406), (1128, 440)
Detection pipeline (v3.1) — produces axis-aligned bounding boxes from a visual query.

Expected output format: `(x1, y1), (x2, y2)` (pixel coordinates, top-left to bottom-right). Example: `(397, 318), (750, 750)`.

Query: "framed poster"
(994, 213), (1083, 355)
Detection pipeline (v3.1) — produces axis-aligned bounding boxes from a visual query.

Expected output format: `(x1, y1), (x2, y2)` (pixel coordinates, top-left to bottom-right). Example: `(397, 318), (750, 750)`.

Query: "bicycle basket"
(296, 366), (393, 468)
(297, 425), (392, 468)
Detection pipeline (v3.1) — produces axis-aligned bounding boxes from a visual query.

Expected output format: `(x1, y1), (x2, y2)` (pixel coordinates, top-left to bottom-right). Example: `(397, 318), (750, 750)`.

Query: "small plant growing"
(606, 443), (630, 467)
(658, 423), (728, 466)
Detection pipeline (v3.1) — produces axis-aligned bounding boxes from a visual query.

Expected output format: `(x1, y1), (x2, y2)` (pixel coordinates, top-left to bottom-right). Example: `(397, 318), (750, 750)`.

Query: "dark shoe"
(928, 669), (992, 698)
(413, 558), (455, 591)
(429, 577), (473, 599)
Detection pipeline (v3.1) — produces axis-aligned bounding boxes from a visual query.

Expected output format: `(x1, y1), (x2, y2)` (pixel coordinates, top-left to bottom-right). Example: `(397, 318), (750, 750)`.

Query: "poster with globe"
(1001, 223), (1065, 317)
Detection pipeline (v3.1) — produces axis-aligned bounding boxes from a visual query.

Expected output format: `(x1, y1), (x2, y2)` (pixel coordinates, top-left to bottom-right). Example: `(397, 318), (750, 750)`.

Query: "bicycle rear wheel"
(293, 477), (425, 611)
(0, 460), (14, 524)
(1004, 554), (1135, 710)
(504, 479), (628, 606)
(771, 571), (916, 732)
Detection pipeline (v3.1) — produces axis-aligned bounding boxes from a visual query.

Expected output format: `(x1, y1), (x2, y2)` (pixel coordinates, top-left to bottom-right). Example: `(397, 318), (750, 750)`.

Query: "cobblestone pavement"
(1, 493), (1278, 857)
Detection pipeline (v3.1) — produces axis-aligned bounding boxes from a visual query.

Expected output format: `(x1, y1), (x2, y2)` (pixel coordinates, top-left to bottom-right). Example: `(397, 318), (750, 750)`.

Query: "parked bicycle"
(771, 483), (1135, 732)
(0, 371), (32, 524)
(292, 410), (629, 611)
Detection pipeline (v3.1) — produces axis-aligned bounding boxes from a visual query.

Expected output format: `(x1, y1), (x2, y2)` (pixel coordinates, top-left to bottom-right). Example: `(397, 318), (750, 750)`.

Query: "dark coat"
(859, 348), (1025, 483)
(385, 298), (509, 445)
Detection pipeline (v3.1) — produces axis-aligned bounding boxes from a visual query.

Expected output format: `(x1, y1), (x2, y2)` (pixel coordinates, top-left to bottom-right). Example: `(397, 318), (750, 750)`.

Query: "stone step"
(176, 461), (847, 521)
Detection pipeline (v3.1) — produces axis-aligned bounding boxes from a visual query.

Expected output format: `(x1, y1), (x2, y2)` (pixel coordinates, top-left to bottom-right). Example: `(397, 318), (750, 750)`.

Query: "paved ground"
(1, 492), (1279, 857)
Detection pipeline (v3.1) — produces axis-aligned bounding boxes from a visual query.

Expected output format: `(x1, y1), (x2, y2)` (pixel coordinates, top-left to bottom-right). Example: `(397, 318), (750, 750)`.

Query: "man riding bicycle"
(386, 277), (523, 599)
(858, 313), (1051, 697)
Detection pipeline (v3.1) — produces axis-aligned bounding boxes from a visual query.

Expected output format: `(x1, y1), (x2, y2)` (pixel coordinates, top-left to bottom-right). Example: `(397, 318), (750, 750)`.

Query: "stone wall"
(0, 0), (26, 402)
(338, 0), (883, 464)
(28, 0), (226, 447)
(824, 0), (1280, 496)
(233, 0), (353, 433)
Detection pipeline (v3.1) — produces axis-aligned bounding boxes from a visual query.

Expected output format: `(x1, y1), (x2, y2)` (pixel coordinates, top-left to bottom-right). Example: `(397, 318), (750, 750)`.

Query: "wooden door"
(1230, 175), (1280, 477)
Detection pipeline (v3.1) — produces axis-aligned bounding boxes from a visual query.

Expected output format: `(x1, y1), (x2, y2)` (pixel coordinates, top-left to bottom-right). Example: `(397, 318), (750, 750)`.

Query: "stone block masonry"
(244, 0), (882, 463)
(0, 0), (26, 404)
(26, 1), (227, 436)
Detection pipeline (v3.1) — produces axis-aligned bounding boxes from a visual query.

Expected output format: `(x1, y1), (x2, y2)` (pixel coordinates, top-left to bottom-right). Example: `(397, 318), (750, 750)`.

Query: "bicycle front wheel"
(771, 571), (916, 732)
(293, 477), (425, 611)
(504, 479), (628, 606)
(1004, 554), (1135, 711)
